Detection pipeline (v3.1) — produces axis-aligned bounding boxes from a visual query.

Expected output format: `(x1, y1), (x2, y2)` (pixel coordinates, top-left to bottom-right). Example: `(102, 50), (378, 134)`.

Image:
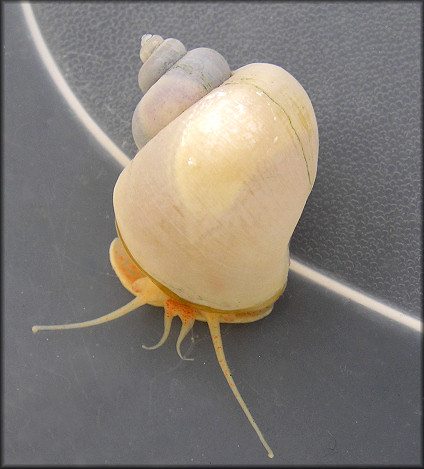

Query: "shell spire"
(139, 34), (164, 63)
(132, 34), (230, 149)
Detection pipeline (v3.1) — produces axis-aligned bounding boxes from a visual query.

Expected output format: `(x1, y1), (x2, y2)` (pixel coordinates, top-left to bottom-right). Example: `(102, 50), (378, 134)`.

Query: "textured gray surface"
(30, 1), (422, 315)
(3, 2), (422, 466)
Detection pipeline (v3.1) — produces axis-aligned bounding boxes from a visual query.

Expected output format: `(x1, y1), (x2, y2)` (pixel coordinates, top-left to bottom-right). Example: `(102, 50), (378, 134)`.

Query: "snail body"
(33, 34), (319, 459)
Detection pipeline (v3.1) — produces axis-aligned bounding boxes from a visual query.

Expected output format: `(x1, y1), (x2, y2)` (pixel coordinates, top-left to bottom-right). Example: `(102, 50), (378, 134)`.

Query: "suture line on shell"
(223, 80), (312, 186)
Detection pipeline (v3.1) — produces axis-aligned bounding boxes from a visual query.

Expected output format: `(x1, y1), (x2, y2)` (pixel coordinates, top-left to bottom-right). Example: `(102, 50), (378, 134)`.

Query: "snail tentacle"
(32, 296), (145, 333)
(141, 298), (195, 361)
(205, 312), (274, 459)
(175, 318), (195, 361)
(141, 307), (173, 351)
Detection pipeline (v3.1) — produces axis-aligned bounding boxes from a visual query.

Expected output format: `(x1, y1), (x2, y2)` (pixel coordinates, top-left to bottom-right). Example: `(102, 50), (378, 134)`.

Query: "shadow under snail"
(33, 34), (319, 459)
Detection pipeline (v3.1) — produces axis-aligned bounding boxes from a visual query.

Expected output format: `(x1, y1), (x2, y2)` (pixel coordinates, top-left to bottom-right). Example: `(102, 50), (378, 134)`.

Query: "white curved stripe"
(21, 2), (422, 334)
(21, 2), (131, 168)
(290, 258), (422, 333)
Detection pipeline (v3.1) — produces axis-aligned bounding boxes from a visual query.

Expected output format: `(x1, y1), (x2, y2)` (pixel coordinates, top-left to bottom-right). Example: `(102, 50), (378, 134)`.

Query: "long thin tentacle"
(176, 319), (195, 361)
(142, 310), (174, 350)
(205, 312), (274, 459)
(32, 296), (145, 333)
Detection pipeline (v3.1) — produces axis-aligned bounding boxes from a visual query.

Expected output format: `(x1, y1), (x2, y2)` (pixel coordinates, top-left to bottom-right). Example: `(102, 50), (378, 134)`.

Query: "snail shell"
(32, 35), (319, 459)
(116, 35), (318, 313)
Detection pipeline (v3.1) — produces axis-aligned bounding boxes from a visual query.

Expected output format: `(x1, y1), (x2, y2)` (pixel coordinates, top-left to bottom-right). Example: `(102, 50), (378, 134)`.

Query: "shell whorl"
(132, 35), (231, 149)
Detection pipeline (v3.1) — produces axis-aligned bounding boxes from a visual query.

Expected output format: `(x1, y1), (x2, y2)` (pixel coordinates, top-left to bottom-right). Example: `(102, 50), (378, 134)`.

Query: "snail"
(32, 34), (319, 459)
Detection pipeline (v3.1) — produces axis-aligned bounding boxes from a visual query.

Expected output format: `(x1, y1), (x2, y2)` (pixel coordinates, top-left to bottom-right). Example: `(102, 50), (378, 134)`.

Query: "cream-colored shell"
(114, 62), (318, 311)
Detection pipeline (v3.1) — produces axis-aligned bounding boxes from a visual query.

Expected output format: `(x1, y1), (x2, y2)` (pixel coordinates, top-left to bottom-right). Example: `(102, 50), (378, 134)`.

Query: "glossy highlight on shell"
(33, 34), (319, 459)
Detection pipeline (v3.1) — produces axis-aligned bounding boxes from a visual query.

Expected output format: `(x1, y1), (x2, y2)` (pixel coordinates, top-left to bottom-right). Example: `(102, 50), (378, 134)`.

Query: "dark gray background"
(3, 1), (422, 465)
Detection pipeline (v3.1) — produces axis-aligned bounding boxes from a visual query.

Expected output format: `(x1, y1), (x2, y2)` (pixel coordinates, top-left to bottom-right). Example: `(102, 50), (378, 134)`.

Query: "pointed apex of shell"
(140, 34), (164, 62)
